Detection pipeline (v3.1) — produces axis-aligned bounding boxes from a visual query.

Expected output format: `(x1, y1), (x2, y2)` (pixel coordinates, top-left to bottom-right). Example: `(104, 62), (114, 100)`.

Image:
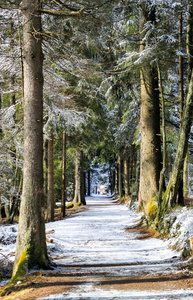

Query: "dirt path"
(1, 264), (193, 300)
(1, 196), (193, 299)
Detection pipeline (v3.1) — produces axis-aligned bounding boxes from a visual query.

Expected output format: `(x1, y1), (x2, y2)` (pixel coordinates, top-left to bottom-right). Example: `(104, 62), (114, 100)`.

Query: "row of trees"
(1, 0), (193, 282)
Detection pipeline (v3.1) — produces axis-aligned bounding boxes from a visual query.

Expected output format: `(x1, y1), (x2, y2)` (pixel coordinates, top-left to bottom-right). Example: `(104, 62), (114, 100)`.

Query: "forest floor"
(1, 196), (193, 299)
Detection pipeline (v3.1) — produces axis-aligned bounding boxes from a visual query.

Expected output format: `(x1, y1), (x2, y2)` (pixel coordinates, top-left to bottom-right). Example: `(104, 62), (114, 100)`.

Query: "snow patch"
(169, 207), (193, 251)
(38, 285), (193, 300)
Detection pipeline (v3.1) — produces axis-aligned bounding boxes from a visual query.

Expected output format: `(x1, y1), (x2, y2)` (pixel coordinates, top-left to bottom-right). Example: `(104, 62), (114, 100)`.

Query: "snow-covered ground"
(169, 206), (193, 251)
(1, 196), (193, 299)
(38, 286), (193, 300)
(45, 196), (180, 267)
(0, 223), (17, 261)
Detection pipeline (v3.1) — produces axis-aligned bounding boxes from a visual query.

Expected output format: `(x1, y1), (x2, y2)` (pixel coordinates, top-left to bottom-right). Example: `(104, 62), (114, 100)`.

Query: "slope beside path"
(1, 196), (193, 299)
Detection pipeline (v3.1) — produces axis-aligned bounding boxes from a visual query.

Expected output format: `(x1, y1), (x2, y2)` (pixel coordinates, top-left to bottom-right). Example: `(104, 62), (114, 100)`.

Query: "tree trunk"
(87, 169), (91, 196)
(12, 0), (49, 280)
(9, 176), (23, 224)
(178, 3), (185, 206)
(182, 0), (193, 199)
(187, 0), (193, 81)
(73, 149), (86, 206)
(138, 4), (162, 217)
(157, 64), (166, 207)
(124, 148), (130, 196)
(0, 189), (1, 222)
(183, 153), (189, 198)
(129, 148), (134, 190)
(0, 93), (2, 138)
(17, 11), (24, 106)
(47, 130), (54, 222)
(114, 164), (118, 195)
(74, 149), (81, 205)
(163, 70), (193, 208)
(44, 139), (48, 199)
(108, 164), (113, 195)
(71, 172), (75, 201)
(80, 151), (86, 204)
(61, 131), (67, 217)
(179, 1), (184, 126)
(118, 154), (123, 199)
(8, 76), (17, 221)
(111, 166), (115, 195)
(83, 171), (86, 196)
(135, 147), (140, 198)
(0, 93), (2, 221)
(0, 93), (6, 220)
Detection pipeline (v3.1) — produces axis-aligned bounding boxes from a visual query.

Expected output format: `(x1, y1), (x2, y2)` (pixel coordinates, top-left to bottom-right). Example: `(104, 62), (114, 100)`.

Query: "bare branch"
(41, 7), (84, 17)
(51, 0), (81, 12)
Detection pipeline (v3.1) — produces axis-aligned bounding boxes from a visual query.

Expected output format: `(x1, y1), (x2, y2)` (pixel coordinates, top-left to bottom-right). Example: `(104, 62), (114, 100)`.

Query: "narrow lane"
(46, 196), (180, 268)
(40, 196), (193, 299)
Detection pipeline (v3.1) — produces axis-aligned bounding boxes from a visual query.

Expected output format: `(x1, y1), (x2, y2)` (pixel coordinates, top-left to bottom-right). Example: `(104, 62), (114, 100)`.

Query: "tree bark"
(73, 149), (86, 206)
(17, 11), (24, 106)
(74, 149), (81, 205)
(157, 64), (166, 207)
(61, 131), (67, 217)
(164, 70), (193, 208)
(87, 169), (91, 196)
(8, 76), (17, 221)
(44, 139), (48, 199)
(179, 1), (184, 126)
(0, 93), (2, 139)
(83, 171), (86, 196)
(47, 130), (54, 222)
(12, 0), (49, 280)
(114, 164), (118, 195)
(0, 93), (2, 221)
(129, 148), (134, 190)
(183, 153), (189, 198)
(111, 166), (116, 194)
(118, 154), (123, 199)
(0, 189), (1, 222)
(178, 2), (185, 206)
(9, 176), (23, 224)
(138, 4), (162, 217)
(71, 172), (75, 200)
(182, 0), (193, 199)
(80, 152), (86, 204)
(108, 164), (113, 195)
(187, 0), (193, 80)
(124, 148), (130, 196)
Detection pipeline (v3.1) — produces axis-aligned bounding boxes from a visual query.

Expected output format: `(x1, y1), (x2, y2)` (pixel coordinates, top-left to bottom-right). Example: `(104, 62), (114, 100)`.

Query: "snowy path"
(46, 196), (179, 267)
(39, 196), (193, 299)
